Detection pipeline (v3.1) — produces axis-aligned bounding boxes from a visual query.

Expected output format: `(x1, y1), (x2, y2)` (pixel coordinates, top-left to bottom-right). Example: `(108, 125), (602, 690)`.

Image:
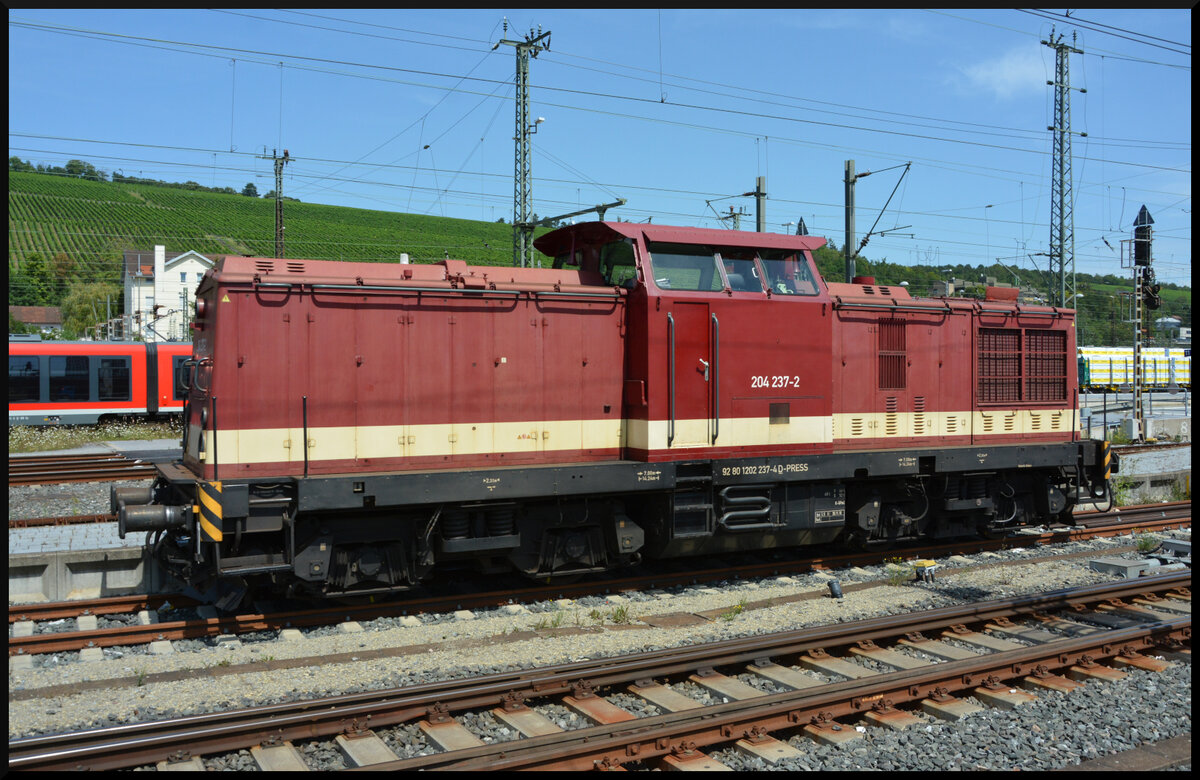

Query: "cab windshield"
(718, 250), (764, 293)
(643, 242), (821, 296)
(759, 249), (819, 295)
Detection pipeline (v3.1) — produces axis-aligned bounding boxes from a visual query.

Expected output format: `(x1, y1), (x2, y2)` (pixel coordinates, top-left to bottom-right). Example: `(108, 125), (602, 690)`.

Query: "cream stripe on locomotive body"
(187, 408), (1083, 471)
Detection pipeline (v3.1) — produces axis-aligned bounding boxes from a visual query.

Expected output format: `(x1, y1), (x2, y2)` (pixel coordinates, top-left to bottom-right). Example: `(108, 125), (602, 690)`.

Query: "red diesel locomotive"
(115, 222), (1115, 601)
(9, 339), (191, 426)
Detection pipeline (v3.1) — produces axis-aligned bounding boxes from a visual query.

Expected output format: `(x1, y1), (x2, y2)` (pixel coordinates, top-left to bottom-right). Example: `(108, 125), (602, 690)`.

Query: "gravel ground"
(8, 527), (1191, 772)
(7, 478), (1191, 769)
(709, 662), (1193, 772)
(9, 479), (151, 523)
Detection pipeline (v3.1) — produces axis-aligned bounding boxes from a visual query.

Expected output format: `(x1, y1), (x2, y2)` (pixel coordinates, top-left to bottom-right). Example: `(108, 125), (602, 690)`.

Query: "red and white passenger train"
(9, 339), (191, 426)
(114, 222), (1115, 601)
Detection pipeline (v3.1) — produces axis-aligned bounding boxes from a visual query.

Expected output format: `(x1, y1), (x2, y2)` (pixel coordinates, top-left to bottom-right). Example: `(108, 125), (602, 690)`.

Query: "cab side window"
(600, 240), (638, 287)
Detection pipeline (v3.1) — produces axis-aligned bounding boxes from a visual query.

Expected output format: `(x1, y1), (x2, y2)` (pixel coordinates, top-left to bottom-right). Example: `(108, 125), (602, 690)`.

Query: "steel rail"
(9, 594), (199, 624)
(7, 572), (1189, 771)
(7, 507), (1189, 654)
(8, 467), (157, 486)
(8, 452), (156, 486)
(9, 513), (115, 529)
(410, 617), (1190, 771)
(9, 453), (136, 464)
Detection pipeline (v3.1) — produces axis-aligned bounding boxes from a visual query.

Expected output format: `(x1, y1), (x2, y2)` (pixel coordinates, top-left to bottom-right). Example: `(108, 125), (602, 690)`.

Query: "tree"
(63, 159), (104, 181)
(9, 253), (55, 306)
(8, 311), (37, 335)
(60, 282), (121, 339)
(49, 252), (77, 301)
(241, 182), (259, 197)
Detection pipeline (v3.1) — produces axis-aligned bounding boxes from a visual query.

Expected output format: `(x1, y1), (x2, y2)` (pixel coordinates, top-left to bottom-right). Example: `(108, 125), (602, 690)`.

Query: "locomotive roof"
(533, 221), (827, 258)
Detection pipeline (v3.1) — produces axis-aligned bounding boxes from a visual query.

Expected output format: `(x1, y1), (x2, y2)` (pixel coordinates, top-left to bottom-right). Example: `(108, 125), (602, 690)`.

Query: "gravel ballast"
(7, 526), (1191, 771)
(7, 473), (1190, 770)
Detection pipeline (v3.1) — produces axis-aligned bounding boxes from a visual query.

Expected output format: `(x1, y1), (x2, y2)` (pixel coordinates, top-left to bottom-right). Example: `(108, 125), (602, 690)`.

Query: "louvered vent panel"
(1025, 330), (1067, 402)
(878, 320), (907, 390)
(978, 328), (1022, 402)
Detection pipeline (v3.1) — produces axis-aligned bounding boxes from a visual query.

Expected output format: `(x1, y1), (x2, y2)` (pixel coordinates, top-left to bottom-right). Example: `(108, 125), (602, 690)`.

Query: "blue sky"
(8, 9), (1192, 294)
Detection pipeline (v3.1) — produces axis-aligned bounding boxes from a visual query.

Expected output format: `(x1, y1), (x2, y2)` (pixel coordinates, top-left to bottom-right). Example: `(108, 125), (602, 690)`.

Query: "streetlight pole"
(1066, 293), (1084, 346)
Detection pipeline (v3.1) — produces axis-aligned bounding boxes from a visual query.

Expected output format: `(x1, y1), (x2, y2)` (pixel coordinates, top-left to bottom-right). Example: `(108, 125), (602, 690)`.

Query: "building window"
(180, 271), (187, 284)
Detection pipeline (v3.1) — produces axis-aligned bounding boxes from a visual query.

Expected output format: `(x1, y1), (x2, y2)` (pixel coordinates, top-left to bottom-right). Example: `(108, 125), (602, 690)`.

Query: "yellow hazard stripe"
(199, 514), (224, 542)
(197, 481), (224, 543)
(199, 487), (223, 516)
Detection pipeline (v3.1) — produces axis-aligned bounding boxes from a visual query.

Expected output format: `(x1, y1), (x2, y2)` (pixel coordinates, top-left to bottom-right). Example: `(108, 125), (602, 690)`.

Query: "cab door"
(669, 301), (713, 446)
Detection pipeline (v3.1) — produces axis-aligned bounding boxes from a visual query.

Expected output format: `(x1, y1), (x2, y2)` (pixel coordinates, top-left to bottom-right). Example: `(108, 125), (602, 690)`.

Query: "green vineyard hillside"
(8, 170), (530, 280)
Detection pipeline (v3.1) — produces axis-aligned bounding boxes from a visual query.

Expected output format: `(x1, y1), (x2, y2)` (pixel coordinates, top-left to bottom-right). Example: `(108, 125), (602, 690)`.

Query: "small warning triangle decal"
(221, 294), (231, 302)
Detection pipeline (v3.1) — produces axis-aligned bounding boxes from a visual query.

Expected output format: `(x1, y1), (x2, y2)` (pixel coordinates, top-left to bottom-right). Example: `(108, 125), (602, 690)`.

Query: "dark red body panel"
(183, 223), (1080, 482)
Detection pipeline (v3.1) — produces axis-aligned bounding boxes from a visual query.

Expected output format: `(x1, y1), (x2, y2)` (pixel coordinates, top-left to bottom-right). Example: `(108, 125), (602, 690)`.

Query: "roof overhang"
(533, 221), (827, 259)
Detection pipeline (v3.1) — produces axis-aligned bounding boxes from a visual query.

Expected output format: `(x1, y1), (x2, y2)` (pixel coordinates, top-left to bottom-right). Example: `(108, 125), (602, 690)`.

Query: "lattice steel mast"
(258, 148), (291, 258)
(1043, 28), (1086, 308)
(496, 21), (550, 267)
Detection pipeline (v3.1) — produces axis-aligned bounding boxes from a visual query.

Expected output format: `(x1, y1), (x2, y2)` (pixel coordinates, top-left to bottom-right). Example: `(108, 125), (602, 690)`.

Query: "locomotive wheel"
(975, 518), (1008, 540)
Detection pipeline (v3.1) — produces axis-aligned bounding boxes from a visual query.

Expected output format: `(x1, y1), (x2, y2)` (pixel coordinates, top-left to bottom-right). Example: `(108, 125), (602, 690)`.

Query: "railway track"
(7, 572), (1190, 771)
(9, 513), (116, 529)
(8, 505), (1190, 655)
(8, 453), (156, 486)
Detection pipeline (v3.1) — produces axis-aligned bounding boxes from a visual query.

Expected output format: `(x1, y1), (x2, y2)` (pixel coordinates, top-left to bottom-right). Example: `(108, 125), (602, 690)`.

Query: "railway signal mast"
(1123, 206), (1160, 442)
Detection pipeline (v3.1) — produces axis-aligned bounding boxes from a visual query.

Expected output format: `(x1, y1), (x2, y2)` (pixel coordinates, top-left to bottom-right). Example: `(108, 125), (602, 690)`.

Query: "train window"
(716, 250), (764, 293)
(98, 357), (131, 402)
(49, 355), (90, 401)
(173, 356), (189, 399)
(759, 249), (819, 296)
(600, 240), (638, 287)
(9, 356), (41, 402)
(645, 242), (721, 292)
